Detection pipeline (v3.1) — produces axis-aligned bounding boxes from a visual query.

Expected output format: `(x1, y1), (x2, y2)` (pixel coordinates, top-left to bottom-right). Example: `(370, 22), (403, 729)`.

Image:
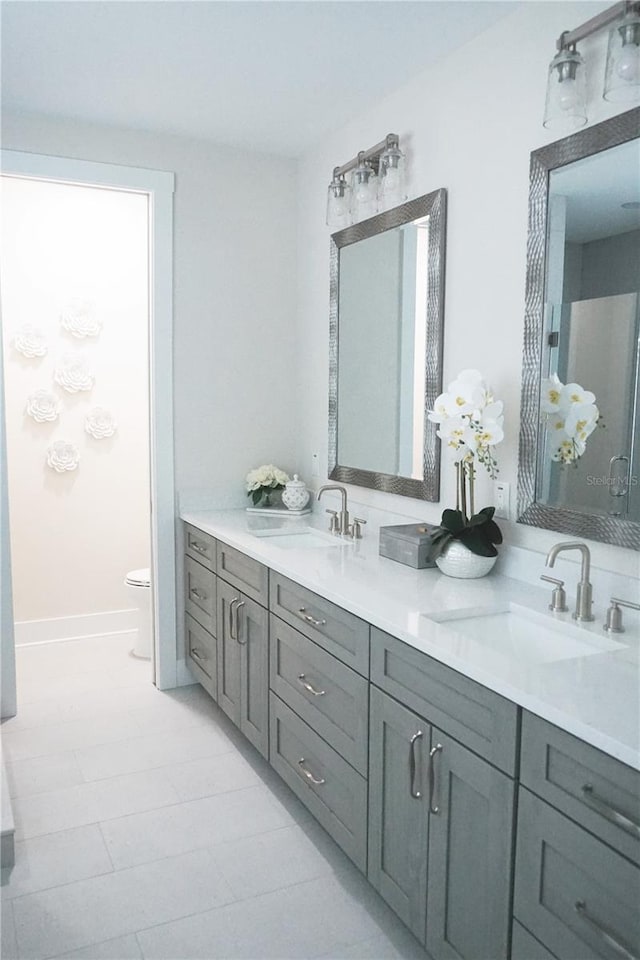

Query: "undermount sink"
(423, 602), (624, 665)
(250, 527), (342, 549)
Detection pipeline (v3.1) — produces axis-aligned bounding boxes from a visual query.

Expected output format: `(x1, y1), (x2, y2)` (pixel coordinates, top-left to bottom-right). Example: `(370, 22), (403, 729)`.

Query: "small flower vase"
(258, 488), (276, 508)
(435, 541), (497, 579)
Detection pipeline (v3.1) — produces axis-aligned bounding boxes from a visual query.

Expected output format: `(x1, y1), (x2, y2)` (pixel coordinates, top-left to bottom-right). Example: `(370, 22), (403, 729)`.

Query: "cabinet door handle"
(298, 607), (327, 628)
(409, 731), (423, 799)
(228, 597), (240, 639)
(189, 587), (207, 602)
(235, 600), (246, 644)
(429, 743), (443, 814)
(581, 784), (640, 838)
(575, 901), (638, 960)
(190, 540), (209, 555)
(297, 674), (326, 697)
(190, 647), (205, 662)
(297, 758), (325, 786)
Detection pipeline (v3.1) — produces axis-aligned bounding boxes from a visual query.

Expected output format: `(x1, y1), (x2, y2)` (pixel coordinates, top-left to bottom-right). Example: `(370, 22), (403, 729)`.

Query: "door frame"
(0, 150), (177, 694)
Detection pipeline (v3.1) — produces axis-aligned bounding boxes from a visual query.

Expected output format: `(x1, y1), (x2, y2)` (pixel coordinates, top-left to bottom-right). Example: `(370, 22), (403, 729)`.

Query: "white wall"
(295, 1), (640, 579)
(2, 177), (150, 623)
(1, 115), (300, 516)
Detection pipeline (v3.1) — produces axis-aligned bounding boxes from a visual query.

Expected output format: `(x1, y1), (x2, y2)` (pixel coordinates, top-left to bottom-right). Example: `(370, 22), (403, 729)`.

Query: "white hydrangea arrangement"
(246, 463), (290, 507)
(540, 374), (600, 464)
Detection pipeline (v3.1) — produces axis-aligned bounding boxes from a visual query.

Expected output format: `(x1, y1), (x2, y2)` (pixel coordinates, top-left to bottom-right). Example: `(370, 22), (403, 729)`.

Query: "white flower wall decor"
(85, 407), (117, 439)
(46, 440), (80, 472)
(26, 390), (61, 423)
(60, 299), (102, 339)
(54, 353), (95, 393)
(12, 325), (48, 358)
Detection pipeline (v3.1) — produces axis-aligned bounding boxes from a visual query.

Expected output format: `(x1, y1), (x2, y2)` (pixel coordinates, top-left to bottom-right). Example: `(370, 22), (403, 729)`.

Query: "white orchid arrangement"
(427, 370), (505, 556)
(246, 464), (290, 506)
(428, 369), (504, 480)
(540, 374), (600, 465)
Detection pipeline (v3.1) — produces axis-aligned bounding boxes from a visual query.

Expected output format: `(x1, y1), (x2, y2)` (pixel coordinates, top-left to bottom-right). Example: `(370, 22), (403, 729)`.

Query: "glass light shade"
(350, 161), (377, 224)
(378, 140), (406, 211)
(326, 175), (351, 230)
(543, 47), (588, 131)
(604, 11), (640, 102)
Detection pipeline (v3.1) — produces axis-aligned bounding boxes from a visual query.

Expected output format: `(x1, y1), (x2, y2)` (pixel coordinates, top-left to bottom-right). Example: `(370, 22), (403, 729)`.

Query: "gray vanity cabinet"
(368, 686), (429, 941)
(425, 729), (514, 960)
(368, 686), (514, 958)
(216, 578), (269, 759)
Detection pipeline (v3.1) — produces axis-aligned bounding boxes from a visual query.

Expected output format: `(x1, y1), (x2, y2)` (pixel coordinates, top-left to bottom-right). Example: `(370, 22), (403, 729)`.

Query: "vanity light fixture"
(325, 133), (406, 228)
(543, 1), (640, 131)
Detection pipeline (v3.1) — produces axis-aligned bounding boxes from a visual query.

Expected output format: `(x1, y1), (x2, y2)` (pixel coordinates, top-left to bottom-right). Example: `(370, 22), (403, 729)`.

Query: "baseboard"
(14, 609), (137, 646)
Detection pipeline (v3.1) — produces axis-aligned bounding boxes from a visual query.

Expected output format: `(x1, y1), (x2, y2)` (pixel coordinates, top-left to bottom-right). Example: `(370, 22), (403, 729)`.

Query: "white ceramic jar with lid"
(281, 474), (310, 512)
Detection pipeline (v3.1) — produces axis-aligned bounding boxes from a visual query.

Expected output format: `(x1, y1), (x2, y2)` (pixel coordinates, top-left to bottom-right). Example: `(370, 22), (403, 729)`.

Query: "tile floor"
(1, 633), (429, 960)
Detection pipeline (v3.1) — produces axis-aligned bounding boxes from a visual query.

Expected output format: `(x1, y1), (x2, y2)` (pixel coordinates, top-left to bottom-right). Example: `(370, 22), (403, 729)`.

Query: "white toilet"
(124, 567), (152, 659)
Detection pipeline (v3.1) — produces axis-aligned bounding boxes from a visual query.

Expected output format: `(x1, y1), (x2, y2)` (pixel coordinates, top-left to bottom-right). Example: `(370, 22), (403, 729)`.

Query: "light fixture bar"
(559, 0), (632, 48)
(333, 133), (399, 178)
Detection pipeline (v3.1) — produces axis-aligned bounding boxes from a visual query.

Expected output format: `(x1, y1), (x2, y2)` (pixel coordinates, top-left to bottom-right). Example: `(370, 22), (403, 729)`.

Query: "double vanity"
(180, 507), (640, 960)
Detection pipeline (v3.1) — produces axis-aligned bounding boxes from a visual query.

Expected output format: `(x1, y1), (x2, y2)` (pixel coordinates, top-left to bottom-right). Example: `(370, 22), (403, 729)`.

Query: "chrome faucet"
(545, 541), (595, 622)
(317, 484), (349, 535)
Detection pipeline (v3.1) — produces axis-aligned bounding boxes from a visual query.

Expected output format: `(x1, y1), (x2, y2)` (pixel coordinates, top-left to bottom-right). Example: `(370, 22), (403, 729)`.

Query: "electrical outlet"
(494, 481), (510, 520)
(311, 452), (320, 479)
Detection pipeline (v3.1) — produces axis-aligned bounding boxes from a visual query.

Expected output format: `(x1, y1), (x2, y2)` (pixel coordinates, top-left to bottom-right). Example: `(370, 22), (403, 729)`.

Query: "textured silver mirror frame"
(517, 107), (640, 551)
(328, 188), (447, 501)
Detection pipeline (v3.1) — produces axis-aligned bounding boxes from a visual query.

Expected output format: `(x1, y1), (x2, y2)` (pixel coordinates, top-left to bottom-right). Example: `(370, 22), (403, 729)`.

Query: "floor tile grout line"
(10, 778), (302, 846)
(6, 819), (328, 908)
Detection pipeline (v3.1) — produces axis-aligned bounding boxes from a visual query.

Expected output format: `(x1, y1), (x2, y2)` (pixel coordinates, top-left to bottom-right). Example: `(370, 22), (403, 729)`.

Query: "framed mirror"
(328, 188), (446, 500)
(518, 108), (640, 550)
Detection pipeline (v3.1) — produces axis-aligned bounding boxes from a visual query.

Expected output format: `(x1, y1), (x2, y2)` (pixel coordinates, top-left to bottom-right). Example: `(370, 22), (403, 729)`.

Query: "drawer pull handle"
(190, 588), (207, 602)
(575, 901), (638, 960)
(297, 758), (325, 786)
(581, 784), (640, 838)
(297, 674), (326, 697)
(235, 601), (246, 644)
(409, 731), (423, 799)
(228, 597), (241, 639)
(190, 540), (208, 555)
(298, 607), (327, 628)
(429, 743), (443, 814)
(190, 647), (205, 662)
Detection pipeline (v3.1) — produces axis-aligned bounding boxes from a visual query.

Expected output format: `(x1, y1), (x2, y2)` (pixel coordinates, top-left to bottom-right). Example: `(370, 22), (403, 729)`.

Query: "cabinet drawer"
(184, 556), (216, 634)
(184, 523), (216, 571)
(514, 788), (640, 960)
(511, 922), (558, 960)
(521, 712), (640, 866)
(269, 694), (368, 872)
(185, 614), (217, 700)
(217, 541), (268, 607)
(270, 573), (369, 677)
(269, 616), (369, 776)
(371, 627), (518, 775)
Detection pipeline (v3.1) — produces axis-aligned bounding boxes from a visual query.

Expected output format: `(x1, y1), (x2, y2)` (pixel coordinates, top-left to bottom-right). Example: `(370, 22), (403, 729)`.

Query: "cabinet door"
(238, 594), (269, 759)
(426, 729), (514, 960)
(217, 578), (242, 726)
(368, 686), (429, 942)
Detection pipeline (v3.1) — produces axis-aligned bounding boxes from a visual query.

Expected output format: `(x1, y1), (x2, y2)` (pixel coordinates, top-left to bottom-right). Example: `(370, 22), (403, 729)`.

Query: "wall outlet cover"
(494, 481), (510, 520)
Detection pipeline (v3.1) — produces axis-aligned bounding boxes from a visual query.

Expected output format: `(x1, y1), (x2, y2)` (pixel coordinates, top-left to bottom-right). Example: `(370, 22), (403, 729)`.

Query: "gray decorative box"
(379, 523), (439, 569)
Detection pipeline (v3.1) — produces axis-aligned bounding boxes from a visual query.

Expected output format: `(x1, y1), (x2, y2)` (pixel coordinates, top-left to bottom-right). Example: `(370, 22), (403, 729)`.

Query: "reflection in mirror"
(329, 190), (446, 500)
(518, 107), (640, 549)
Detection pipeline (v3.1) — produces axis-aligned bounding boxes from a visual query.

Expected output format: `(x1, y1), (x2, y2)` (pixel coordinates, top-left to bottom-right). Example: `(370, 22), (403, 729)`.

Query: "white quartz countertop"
(181, 508), (640, 771)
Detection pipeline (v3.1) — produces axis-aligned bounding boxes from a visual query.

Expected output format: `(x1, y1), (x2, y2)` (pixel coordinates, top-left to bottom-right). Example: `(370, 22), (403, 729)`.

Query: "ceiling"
(1, 1), (516, 157)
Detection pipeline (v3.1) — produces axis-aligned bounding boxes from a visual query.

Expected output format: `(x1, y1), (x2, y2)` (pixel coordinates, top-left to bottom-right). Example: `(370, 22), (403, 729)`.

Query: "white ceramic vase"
(435, 540), (497, 579)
